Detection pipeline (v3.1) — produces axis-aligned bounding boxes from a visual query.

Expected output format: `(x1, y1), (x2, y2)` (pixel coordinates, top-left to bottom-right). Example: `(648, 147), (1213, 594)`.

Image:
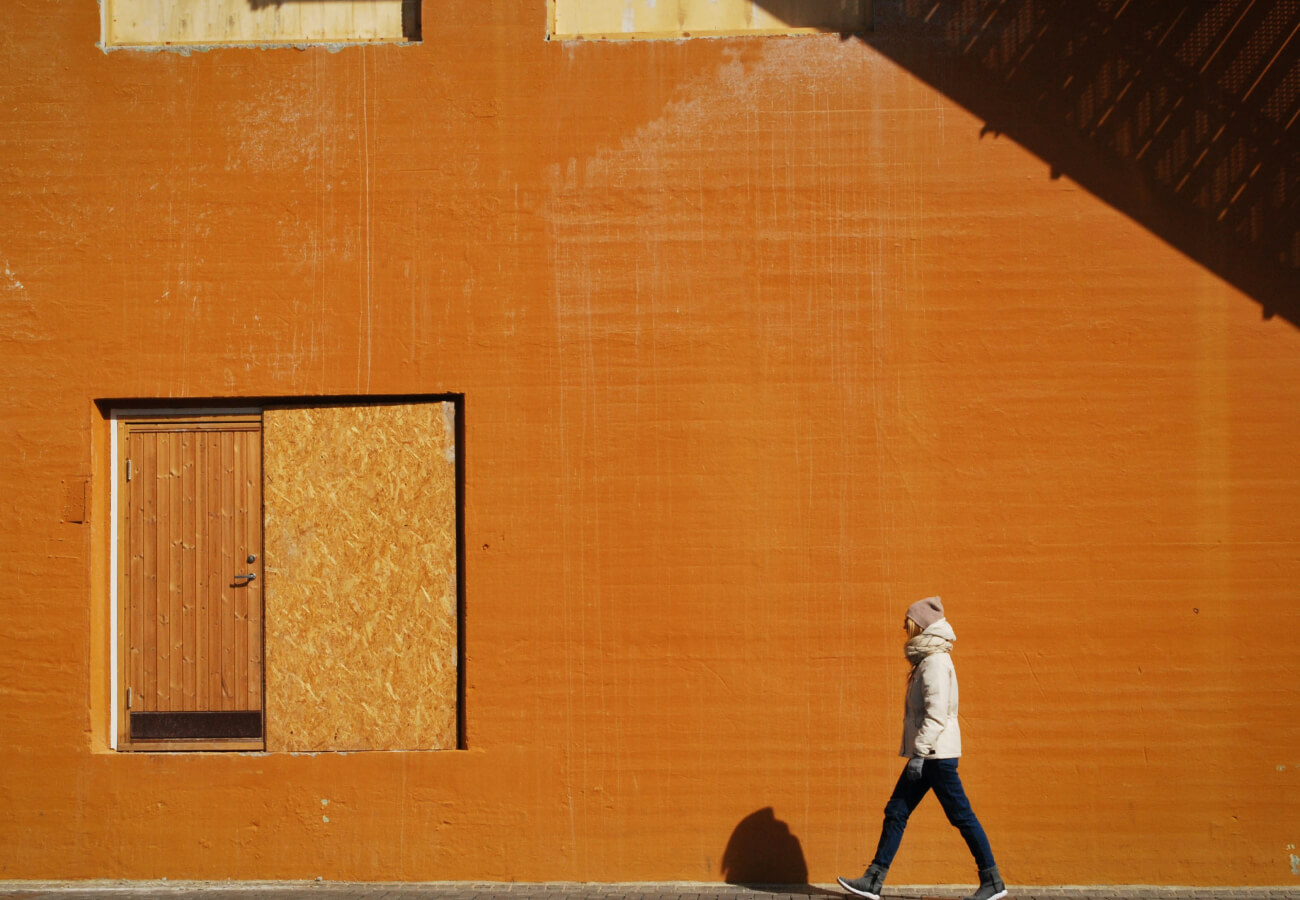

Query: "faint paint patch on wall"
(263, 401), (458, 752)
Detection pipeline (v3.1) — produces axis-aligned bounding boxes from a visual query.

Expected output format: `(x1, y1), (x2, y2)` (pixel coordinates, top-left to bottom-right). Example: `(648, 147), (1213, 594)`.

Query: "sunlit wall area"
(2, 0), (1298, 887)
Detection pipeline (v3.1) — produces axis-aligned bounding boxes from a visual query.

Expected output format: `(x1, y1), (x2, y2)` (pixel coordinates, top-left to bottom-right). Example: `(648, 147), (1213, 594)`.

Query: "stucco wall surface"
(1, 0), (1298, 887)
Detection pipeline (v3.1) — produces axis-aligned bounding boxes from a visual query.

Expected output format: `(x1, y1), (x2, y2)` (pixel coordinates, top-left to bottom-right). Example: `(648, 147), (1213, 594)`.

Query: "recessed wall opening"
(100, 396), (464, 752)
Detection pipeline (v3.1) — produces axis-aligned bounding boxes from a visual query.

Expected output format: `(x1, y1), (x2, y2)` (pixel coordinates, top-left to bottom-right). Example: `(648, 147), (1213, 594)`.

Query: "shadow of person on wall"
(722, 807), (837, 893)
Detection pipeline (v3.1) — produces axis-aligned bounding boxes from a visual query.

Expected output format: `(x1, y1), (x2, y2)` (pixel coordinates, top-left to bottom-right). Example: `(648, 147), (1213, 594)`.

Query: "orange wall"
(2, 0), (1299, 887)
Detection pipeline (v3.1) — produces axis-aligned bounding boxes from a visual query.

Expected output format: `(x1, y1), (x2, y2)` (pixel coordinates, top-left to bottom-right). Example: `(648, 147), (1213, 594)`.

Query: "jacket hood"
(922, 618), (956, 642)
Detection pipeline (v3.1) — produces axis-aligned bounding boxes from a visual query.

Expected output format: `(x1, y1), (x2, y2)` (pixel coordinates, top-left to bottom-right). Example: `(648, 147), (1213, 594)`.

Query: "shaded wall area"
(844, 0), (1299, 322)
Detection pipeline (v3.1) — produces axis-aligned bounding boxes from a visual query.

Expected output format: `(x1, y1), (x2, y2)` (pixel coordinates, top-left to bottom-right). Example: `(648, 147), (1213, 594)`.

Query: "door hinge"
(126, 687), (133, 709)
(125, 459), (132, 482)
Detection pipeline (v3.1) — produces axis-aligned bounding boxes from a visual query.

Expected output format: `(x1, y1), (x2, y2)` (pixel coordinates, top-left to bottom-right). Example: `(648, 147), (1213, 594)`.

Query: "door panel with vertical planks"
(118, 416), (263, 749)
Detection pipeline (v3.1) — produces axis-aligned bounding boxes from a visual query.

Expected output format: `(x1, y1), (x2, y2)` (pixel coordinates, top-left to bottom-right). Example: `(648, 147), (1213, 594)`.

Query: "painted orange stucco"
(2, 0), (1299, 887)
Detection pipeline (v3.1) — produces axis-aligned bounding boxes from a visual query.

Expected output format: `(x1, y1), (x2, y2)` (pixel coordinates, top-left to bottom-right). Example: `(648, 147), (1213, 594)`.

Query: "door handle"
(233, 572), (257, 583)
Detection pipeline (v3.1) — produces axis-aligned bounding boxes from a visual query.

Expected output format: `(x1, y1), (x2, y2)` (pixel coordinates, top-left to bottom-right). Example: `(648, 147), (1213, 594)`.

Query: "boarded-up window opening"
(102, 0), (421, 48)
(548, 0), (871, 40)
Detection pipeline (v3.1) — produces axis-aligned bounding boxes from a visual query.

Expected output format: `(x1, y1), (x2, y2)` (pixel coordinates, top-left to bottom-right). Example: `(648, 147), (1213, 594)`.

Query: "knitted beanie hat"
(906, 596), (945, 630)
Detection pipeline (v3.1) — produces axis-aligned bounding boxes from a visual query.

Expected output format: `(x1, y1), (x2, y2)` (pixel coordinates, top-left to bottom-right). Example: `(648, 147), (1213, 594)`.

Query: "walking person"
(837, 597), (1007, 900)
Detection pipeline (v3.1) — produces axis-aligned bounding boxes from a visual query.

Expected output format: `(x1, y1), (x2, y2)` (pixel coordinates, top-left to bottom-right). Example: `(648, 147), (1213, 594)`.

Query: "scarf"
(904, 631), (954, 667)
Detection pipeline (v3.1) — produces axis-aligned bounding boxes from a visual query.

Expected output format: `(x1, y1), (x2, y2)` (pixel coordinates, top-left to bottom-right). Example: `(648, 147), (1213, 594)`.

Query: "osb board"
(262, 402), (457, 752)
(104, 0), (406, 46)
(549, 0), (870, 39)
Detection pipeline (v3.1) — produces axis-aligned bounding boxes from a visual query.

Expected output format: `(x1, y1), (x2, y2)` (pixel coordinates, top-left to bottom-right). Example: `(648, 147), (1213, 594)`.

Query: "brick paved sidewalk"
(1, 883), (1297, 900)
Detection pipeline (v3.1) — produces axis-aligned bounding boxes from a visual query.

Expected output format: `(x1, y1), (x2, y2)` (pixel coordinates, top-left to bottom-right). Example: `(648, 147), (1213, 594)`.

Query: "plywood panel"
(105, 0), (161, 45)
(263, 402), (458, 752)
(319, 1), (356, 45)
(297, 1), (327, 42)
(550, 0), (870, 39)
(103, 0), (409, 46)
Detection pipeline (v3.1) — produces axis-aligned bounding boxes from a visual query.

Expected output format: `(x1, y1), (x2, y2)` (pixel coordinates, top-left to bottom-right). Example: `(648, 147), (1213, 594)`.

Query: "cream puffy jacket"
(899, 619), (962, 759)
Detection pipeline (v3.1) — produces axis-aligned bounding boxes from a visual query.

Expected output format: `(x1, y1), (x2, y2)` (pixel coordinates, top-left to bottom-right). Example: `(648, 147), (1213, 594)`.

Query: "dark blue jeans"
(872, 758), (997, 871)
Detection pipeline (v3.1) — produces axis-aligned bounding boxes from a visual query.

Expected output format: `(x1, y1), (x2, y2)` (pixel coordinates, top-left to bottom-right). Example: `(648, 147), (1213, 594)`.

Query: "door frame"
(110, 407), (264, 751)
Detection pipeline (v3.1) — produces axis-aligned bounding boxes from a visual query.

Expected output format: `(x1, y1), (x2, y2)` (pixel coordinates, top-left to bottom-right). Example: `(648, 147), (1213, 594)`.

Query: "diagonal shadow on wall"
(760, 0), (1300, 326)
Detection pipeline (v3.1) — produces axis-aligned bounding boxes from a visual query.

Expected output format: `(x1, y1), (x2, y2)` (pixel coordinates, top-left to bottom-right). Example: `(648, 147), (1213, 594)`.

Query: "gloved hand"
(905, 757), (925, 782)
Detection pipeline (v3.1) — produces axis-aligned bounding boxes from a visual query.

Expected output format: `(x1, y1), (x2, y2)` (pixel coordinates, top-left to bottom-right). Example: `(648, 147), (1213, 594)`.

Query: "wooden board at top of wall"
(549, 0), (871, 39)
(103, 0), (407, 46)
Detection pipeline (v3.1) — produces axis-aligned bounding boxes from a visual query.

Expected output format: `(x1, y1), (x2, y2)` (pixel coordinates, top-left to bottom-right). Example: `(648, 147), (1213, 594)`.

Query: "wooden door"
(117, 415), (264, 750)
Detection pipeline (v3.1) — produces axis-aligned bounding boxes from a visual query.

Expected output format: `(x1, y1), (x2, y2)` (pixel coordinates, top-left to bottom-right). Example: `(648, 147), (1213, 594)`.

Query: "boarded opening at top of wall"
(102, 0), (421, 48)
(548, 0), (872, 40)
